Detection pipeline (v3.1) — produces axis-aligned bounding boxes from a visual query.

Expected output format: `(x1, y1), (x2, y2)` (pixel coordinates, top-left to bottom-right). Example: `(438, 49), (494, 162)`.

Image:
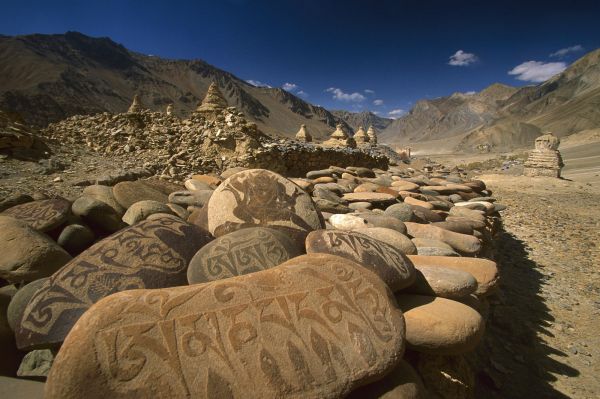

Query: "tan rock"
(405, 265), (477, 299)
(113, 181), (168, 209)
(405, 222), (481, 254)
(396, 294), (484, 355)
(355, 227), (417, 255)
(2, 198), (71, 232)
(391, 181), (420, 191)
(347, 359), (427, 398)
(45, 254), (405, 399)
(403, 196), (433, 210)
(191, 174), (223, 188)
(407, 255), (499, 296)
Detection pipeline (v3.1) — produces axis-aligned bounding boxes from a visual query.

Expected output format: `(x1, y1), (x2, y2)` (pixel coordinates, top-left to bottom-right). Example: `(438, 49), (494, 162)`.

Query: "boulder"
(82, 185), (125, 215)
(1, 198), (71, 232)
(384, 203), (415, 222)
(72, 195), (125, 233)
(347, 359), (427, 399)
(16, 215), (212, 350)
(45, 254), (405, 399)
(405, 222), (481, 254)
(113, 181), (168, 209)
(405, 265), (477, 299)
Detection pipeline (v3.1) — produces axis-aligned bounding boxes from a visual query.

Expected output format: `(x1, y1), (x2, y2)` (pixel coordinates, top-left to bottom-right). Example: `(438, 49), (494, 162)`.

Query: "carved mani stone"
(187, 227), (305, 284)
(207, 169), (324, 237)
(112, 180), (169, 209)
(44, 253), (405, 399)
(305, 230), (416, 291)
(2, 198), (71, 232)
(16, 215), (213, 350)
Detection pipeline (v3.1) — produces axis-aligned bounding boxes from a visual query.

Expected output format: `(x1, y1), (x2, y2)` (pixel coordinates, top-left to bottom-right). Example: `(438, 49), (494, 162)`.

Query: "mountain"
(382, 49), (600, 152)
(0, 32), (350, 139)
(330, 110), (393, 132)
(379, 83), (518, 144)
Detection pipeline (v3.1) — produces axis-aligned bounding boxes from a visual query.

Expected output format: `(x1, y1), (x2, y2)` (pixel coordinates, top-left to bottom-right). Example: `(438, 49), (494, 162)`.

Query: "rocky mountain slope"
(330, 110), (393, 131)
(0, 32), (350, 139)
(383, 49), (600, 152)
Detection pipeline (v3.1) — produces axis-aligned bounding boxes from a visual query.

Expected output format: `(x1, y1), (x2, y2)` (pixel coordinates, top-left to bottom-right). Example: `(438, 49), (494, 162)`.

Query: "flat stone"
(404, 197), (433, 209)
(207, 169), (324, 237)
(220, 166), (249, 179)
(416, 247), (460, 257)
(412, 238), (453, 250)
(391, 181), (420, 191)
(122, 200), (174, 225)
(306, 169), (335, 179)
(384, 203), (415, 222)
(405, 223), (481, 254)
(17, 349), (55, 377)
(113, 181), (168, 209)
(329, 213), (369, 230)
(348, 201), (372, 210)
(306, 230), (415, 291)
(289, 178), (313, 193)
(342, 192), (397, 206)
(410, 206), (443, 223)
(347, 359), (427, 399)
(354, 182), (381, 192)
(187, 227), (304, 284)
(314, 198), (353, 214)
(44, 253), (405, 399)
(431, 221), (473, 235)
(0, 216), (71, 283)
(82, 185), (125, 215)
(184, 179), (212, 192)
(406, 256), (498, 296)
(448, 206), (486, 223)
(405, 265), (477, 299)
(2, 198), (71, 232)
(359, 214), (407, 234)
(168, 190), (213, 208)
(140, 178), (183, 195)
(71, 196), (125, 233)
(313, 176), (336, 184)
(16, 215), (212, 350)
(7, 278), (49, 332)
(355, 227), (417, 255)
(191, 174), (222, 188)
(445, 216), (486, 231)
(396, 294), (484, 355)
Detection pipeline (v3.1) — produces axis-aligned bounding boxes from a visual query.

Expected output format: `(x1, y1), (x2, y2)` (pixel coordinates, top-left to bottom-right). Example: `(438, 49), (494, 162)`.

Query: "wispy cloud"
(373, 99), (384, 106)
(325, 87), (366, 102)
(388, 108), (406, 119)
(282, 82), (298, 92)
(550, 45), (584, 58)
(448, 50), (478, 66)
(508, 61), (567, 82)
(364, 89), (375, 95)
(296, 90), (309, 97)
(246, 79), (271, 88)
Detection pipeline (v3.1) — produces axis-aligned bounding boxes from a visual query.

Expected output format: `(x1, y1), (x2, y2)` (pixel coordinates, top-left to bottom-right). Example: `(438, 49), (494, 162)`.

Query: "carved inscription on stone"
(44, 254), (405, 399)
(187, 227), (304, 284)
(17, 216), (212, 350)
(2, 198), (71, 232)
(207, 169), (324, 237)
(306, 230), (416, 291)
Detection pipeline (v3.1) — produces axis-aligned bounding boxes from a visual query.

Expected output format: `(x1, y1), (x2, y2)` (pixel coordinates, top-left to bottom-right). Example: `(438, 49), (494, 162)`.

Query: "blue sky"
(1, 0), (599, 118)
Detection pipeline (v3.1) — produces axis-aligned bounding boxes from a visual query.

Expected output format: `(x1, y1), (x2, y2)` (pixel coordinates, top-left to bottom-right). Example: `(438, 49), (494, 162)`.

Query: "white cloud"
(246, 79), (271, 88)
(372, 111), (380, 115)
(464, 91), (476, 95)
(282, 82), (298, 92)
(388, 108), (406, 119)
(364, 89), (375, 95)
(508, 61), (567, 82)
(448, 50), (478, 66)
(550, 45), (584, 58)
(297, 90), (309, 97)
(373, 99), (384, 106)
(325, 87), (366, 102)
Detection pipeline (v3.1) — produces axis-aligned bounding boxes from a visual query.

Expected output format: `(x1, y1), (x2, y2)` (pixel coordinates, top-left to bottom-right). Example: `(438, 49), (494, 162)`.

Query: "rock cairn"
(354, 126), (370, 146)
(367, 125), (378, 144)
(127, 94), (146, 113)
(323, 123), (356, 148)
(294, 124), (312, 142)
(523, 133), (564, 177)
(1, 160), (504, 398)
(196, 82), (228, 114)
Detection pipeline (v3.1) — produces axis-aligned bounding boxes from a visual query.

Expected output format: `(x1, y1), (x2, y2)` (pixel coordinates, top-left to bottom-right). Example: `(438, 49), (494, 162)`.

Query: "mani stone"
(127, 94), (146, 113)
(295, 124), (312, 142)
(122, 200), (174, 225)
(44, 253), (405, 399)
(395, 294), (485, 355)
(367, 125), (378, 145)
(0, 216), (71, 283)
(523, 132), (564, 178)
(207, 169), (324, 237)
(16, 215), (212, 350)
(7, 278), (49, 332)
(113, 180), (168, 209)
(1, 198), (71, 232)
(187, 227), (304, 284)
(306, 230), (415, 291)
(353, 126), (370, 145)
(323, 124), (356, 148)
(196, 82), (228, 113)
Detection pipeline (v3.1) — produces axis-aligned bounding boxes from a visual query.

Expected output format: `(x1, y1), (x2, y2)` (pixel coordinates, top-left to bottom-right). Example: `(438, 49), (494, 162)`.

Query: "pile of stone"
(523, 133), (564, 177)
(1, 162), (503, 398)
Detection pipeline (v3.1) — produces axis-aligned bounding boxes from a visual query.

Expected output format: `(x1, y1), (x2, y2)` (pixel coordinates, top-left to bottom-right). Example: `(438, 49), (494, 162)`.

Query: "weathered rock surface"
(347, 359), (427, 399)
(7, 278), (49, 332)
(122, 200), (174, 225)
(0, 216), (71, 283)
(45, 253), (405, 399)
(396, 294), (485, 355)
(71, 195), (125, 233)
(405, 222), (481, 254)
(207, 169), (323, 237)
(405, 265), (478, 299)
(306, 230), (416, 291)
(187, 227), (304, 284)
(355, 227), (417, 255)
(16, 215), (212, 350)
(113, 180), (168, 209)
(1, 198), (71, 232)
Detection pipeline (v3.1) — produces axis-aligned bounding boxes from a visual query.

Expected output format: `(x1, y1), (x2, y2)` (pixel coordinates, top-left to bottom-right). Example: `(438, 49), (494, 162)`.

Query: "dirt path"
(474, 174), (600, 398)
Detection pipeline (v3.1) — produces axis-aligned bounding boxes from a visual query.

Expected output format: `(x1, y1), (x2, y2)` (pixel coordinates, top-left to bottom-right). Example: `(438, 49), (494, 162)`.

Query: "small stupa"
(353, 126), (370, 145)
(367, 125), (378, 145)
(295, 124), (312, 142)
(323, 123), (356, 148)
(166, 103), (174, 116)
(523, 133), (564, 177)
(196, 82), (228, 113)
(127, 94), (146, 113)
